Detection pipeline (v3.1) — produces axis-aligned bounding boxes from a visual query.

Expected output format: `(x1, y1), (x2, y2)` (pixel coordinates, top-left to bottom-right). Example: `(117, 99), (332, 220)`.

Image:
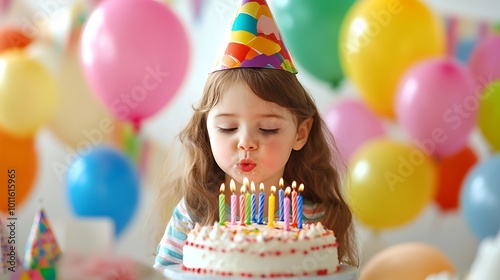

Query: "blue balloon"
(66, 146), (140, 236)
(461, 154), (500, 240)
(455, 38), (477, 64)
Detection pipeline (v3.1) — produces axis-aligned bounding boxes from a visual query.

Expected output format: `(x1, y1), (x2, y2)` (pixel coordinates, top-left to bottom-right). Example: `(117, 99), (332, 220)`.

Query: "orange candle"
(268, 186), (276, 227)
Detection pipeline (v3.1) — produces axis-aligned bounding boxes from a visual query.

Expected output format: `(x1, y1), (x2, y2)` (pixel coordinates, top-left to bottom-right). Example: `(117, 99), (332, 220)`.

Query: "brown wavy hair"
(153, 68), (358, 266)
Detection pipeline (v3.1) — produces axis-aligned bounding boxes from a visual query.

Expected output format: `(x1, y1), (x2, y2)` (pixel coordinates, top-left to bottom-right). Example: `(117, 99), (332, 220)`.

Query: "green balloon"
(478, 82), (500, 151)
(270, 0), (356, 88)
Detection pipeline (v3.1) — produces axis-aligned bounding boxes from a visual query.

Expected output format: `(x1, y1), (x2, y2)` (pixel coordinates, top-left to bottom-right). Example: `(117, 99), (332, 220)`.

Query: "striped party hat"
(211, 0), (297, 73)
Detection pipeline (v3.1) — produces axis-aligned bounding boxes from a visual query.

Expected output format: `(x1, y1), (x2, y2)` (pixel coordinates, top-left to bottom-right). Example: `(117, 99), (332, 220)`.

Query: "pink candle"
(291, 181), (298, 227)
(284, 187), (291, 231)
(230, 180), (237, 225)
(240, 185), (246, 225)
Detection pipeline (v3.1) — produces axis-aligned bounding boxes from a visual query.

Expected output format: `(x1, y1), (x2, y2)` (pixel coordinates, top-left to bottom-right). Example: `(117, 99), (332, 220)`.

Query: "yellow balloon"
(339, 0), (445, 118)
(0, 50), (59, 136)
(348, 139), (437, 229)
(478, 82), (500, 151)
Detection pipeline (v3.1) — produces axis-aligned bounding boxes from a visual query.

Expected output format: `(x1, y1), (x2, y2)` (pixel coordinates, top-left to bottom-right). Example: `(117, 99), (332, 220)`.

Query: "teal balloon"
(461, 154), (500, 240)
(270, 0), (356, 88)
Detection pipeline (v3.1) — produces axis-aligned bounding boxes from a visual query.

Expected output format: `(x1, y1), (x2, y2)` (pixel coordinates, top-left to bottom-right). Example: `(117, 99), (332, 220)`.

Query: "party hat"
(212, 0), (297, 73)
(23, 209), (61, 279)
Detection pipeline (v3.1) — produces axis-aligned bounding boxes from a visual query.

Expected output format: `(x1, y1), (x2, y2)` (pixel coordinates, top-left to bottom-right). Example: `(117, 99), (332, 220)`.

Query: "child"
(153, 0), (358, 271)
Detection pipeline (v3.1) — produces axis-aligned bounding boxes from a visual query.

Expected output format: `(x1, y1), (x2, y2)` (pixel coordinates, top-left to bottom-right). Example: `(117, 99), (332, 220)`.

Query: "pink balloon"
(469, 35), (500, 90)
(80, 0), (190, 125)
(324, 99), (385, 161)
(396, 58), (476, 158)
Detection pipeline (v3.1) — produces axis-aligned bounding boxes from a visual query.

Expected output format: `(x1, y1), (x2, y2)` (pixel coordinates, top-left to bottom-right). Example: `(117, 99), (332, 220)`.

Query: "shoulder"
(172, 198), (194, 224)
(302, 200), (325, 222)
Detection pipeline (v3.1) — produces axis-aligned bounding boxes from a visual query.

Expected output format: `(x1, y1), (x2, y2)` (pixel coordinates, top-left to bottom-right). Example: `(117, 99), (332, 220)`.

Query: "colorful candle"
(219, 183), (225, 226)
(258, 183), (265, 224)
(278, 178), (284, 221)
(250, 182), (257, 223)
(240, 185), (246, 226)
(291, 181), (298, 227)
(298, 184), (304, 229)
(268, 186), (276, 227)
(284, 187), (291, 231)
(244, 179), (251, 225)
(230, 180), (237, 225)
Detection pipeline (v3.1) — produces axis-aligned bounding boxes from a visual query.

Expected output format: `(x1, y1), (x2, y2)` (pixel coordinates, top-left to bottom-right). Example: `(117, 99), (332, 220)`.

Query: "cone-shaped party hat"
(212, 0), (297, 73)
(23, 209), (61, 279)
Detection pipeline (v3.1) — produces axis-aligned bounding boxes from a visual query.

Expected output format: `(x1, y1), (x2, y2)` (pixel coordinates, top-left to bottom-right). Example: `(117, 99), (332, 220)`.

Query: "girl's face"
(206, 81), (311, 188)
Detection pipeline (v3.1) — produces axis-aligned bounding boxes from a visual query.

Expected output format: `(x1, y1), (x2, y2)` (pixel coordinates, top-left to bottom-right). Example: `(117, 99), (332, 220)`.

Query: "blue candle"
(258, 183), (265, 224)
(250, 182), (257, 223)
(298, 184), (304, 229)
(278, 178), (284, 221)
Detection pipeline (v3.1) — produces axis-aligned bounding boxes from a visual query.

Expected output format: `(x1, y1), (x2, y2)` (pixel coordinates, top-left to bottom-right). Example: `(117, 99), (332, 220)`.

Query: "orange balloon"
(0, 26), (32, 53)
(435, 146), (477, 211)
(0, 129), (38, 213)
(359, 243), (455, 280)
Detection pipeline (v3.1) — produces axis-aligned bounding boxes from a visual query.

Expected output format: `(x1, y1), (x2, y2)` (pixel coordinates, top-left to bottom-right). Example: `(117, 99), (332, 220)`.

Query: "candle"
(291, 181), (298, 227)
(268, 186), (276, 227)
(230, 180), (237, 225)
(257, 183), (265, 224)
(219, 183), (225, 226)
(240, 185), (246, 226)
(278, 178), (284, 221)
(298, 184), (304, 229)
(250, 182), (257, 223)
(284, 187), (291, 231)
(244, 179), (251, 225)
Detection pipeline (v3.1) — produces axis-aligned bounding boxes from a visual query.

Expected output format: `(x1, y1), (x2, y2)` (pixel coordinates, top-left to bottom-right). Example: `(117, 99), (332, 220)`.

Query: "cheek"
(261, 138), (294, 166)
(209, 135), (234, 162)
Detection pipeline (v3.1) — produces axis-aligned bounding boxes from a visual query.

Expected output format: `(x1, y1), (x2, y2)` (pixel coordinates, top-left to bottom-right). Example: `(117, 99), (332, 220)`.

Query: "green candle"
(219, 183), (225, 226)
(245, 182), (251, 225)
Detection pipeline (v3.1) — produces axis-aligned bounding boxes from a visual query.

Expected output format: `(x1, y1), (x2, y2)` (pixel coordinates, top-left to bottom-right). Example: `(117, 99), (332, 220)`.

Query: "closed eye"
(218, 127), (237, 134)
(260, 128), (279, 134)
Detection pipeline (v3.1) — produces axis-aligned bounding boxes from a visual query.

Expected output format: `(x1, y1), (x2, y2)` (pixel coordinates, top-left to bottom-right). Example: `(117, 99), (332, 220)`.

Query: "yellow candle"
(268, 186), (276, 227)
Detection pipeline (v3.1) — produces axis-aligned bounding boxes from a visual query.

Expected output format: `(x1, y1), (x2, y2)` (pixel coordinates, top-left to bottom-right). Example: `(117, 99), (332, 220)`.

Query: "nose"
(238, 131), (257, 151)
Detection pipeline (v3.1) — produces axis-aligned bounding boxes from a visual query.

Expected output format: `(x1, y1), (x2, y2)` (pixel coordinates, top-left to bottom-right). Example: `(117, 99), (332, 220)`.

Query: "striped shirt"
(153, 198), (324, 270)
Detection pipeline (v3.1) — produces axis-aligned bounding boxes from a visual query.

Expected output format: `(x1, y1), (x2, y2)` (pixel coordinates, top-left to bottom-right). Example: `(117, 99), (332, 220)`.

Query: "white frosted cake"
(182, 221), (339, 278)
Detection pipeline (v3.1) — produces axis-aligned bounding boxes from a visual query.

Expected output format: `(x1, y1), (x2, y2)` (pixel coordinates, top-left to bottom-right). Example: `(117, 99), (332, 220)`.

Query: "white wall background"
(3, 0), (500, 277)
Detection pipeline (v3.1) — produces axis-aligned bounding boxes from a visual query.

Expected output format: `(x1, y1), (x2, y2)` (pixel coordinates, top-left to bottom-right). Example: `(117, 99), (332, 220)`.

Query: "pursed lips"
(237, 159), (256, 172)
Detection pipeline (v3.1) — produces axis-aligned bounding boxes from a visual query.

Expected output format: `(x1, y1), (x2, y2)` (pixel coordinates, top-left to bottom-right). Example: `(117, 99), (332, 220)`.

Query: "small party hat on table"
(212, 0), (297, 73)
(23, 209), (61, 279)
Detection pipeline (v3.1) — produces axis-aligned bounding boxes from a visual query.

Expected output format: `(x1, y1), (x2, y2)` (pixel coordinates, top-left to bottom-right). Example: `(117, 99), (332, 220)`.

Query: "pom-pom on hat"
(211, 0), (298, 74)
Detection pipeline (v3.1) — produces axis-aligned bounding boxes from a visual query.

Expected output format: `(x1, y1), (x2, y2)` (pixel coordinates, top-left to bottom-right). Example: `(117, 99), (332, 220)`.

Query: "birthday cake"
(181, 221), (339, 278)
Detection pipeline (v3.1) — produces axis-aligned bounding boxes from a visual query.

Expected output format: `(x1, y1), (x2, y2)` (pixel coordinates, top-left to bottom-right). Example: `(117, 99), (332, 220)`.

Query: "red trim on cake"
(182, 266), (338, 278)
